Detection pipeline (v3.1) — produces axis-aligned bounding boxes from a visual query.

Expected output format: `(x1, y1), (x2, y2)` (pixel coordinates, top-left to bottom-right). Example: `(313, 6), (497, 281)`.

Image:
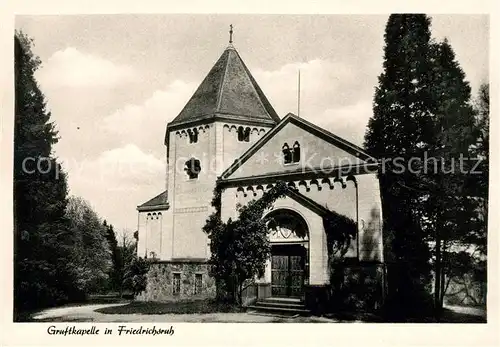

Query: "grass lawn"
(434, 308), (486, 323)
(95, 299), (485, 323)
(374, 307), (486, 323)
(95, 299), (243, 315)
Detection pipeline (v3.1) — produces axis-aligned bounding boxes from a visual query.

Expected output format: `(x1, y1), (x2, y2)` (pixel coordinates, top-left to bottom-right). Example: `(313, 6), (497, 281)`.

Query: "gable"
(220, 114), (376, 180)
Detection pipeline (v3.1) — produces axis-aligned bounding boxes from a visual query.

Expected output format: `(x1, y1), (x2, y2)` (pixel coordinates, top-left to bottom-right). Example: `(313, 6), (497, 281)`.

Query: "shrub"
(125, 257), (150, 297)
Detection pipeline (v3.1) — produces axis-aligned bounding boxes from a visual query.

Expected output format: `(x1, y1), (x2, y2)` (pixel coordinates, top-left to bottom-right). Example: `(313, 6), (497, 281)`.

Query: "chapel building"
(136, 34), (385, 311)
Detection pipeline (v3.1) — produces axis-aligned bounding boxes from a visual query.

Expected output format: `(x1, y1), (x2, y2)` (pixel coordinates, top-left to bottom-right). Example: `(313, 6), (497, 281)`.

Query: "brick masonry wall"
(136, 262), (216, 301)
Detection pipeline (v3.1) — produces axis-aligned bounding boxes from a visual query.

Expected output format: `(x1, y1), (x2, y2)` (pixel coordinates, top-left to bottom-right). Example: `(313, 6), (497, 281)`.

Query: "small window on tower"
(237, 126), (244, 141)
(244, 127), (250, 142)
(188, 128), (198, 143)
(237, 126), (251, 142)
(184, 158), (201, 179)
(282, 143), (292, 164)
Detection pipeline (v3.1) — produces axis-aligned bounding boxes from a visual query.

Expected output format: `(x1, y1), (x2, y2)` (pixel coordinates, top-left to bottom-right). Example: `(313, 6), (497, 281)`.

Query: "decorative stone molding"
(175, 124), (210, 139)
(223, 124), (267, 134)
(234, 177), (350, 197)
(174, 206), (209, 213)
(222, 123), (267, 143)
(269, 226), (309, 242)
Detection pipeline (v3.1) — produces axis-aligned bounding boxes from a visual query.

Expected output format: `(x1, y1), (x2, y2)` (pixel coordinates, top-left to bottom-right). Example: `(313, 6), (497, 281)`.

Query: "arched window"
(237, 126), (244, 142)
(244, 127), (250, 142)
(282, 143), (292, 164)
(238, 126), (251, 142)
(188, 128), (198, 143)
(292, 141), (301, 163)
(184, 158), (201, 179)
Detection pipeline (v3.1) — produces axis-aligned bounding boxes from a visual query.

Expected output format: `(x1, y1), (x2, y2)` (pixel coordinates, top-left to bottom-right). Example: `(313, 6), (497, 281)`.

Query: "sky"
(15, 14), (489, 235)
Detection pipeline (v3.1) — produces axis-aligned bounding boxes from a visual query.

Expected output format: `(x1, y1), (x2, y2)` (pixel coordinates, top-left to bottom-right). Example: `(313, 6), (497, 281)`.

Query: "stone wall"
(136, 261), (216, 301)
(443, 273), (486, 307)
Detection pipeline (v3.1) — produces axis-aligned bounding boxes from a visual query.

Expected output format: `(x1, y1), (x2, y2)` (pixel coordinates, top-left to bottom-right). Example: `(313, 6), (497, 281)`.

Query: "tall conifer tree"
(366, 15), (487, 318)
(14, 32), (78, 315)
(103, 220), (121, 291)
(473, 83), (489, 226)
(364, 15), (435, 317)
(421, 39), (477, 313)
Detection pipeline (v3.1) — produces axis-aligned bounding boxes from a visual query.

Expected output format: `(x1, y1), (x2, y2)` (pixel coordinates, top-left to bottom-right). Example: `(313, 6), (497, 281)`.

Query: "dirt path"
(32, 302), (485, 323)
(32, 302), (334, 323)
(444, 304), (486, 318)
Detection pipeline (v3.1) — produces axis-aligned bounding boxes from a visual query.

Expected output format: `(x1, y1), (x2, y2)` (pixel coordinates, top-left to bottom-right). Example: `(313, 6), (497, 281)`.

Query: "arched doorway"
(266, 209), (309, 298)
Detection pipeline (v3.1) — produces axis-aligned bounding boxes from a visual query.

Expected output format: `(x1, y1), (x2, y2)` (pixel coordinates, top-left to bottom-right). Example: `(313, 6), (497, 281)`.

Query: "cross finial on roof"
(229, 24), (233, 44)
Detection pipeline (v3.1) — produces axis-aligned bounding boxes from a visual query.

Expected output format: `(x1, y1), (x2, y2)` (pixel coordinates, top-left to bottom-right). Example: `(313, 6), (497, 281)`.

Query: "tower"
(137, 27), (280, 262)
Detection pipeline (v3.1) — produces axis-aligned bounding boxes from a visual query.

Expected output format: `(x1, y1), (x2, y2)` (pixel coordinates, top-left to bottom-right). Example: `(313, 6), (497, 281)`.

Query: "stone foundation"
(136, 260), (384, 311)
(136, 261), (216, 301)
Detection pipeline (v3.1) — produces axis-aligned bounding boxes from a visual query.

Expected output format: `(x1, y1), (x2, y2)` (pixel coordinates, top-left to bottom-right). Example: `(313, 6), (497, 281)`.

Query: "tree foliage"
(102, 221), (146, 297)
(204, 181), (357, 305)
(203, 181), (288, 304)
(437, 84), (489, 309)
(365, 14), (488, 318)
(14, 32), (124, 316)
(103, 220), (119, 291)
(116, 233), (138, 296)
(323, 212), (357, 260)
(65, 197), (112, 293)
(419, 39), (480, 312)
(471, 83), (489, 251)
(102, 220), (135, 294)
(364, 15), (435, 316)
(14, 31), (80, 314)
(125, 256), (150, 296)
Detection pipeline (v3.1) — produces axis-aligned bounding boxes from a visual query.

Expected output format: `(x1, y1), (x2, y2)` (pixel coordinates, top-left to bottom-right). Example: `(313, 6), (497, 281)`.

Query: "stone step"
(261, 297), (303, 304)
(247, 310), (299, 319)
(247, 304), (310, 316)
(254, 300), (305, 309)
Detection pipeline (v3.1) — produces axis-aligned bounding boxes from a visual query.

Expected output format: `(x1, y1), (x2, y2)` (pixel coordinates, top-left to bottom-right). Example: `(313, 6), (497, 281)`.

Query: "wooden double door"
(271, 244), (306, 298)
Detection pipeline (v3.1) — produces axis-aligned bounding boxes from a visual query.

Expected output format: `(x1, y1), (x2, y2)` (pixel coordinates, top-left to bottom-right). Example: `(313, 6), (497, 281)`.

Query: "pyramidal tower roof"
(167, 41), (280, 129)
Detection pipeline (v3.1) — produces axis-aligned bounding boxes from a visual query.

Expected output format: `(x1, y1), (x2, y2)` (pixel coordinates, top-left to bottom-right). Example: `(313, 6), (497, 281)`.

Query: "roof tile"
(169, 46), (280, 126)
(138, 190), (168, 208)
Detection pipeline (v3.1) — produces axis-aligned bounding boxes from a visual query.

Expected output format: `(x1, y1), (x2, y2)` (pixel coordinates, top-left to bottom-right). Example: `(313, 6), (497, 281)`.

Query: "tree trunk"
(238, 282), (243, 307)
(440, 272), (446, 308)
(434, 233), (442, 316)
(233, 275), (239, 305)
(439, 243), (447, 308)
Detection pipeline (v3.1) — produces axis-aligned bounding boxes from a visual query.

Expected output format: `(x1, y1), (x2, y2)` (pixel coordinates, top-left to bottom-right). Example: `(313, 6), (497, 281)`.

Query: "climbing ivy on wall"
(323, 212), (357, 261)
(203, 181), (288, 304)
